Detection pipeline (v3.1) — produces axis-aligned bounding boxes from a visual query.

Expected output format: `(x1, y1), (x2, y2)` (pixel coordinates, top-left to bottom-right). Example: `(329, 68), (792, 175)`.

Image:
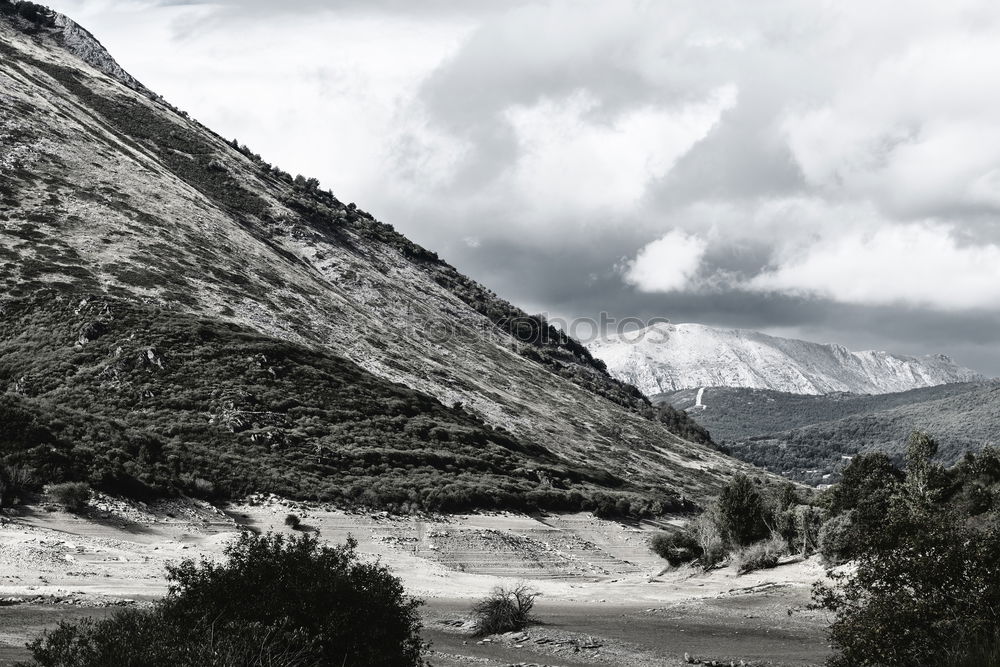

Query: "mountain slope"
(588, 323), (984, 396)
(656, 383), (1000, 484)
(0, 7), (768, 509)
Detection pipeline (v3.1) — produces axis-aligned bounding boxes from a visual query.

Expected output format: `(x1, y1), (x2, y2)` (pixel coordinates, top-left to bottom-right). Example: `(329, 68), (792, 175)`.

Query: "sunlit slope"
(0, 13), (780, 505)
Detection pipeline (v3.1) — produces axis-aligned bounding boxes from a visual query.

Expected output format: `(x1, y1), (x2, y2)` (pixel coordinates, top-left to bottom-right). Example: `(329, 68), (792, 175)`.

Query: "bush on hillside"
(44, 482), (91, 513)
(0, 464), (33, 508)
(0, 1), (56, 28)
(471, 585), (537, 637)
(650, 531), (702, 567)
(23, 532), (426, 667)
(0, 296), (683, 518)
(734, 534), (787, 574)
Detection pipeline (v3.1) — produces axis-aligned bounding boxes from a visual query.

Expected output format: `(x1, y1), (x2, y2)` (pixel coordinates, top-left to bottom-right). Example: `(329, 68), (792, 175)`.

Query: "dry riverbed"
(0, 495), (833, 666)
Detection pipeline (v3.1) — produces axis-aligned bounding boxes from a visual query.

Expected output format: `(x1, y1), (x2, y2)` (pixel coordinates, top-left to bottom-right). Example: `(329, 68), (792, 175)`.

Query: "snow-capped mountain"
(588, 323), (986, 396)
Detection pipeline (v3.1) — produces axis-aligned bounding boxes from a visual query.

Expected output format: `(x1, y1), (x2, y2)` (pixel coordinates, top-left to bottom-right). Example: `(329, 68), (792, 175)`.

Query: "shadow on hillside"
(3, 504), (152, 535)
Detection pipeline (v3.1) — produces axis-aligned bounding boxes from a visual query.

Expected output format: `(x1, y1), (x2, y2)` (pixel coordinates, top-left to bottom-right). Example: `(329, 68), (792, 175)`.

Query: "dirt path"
(423, 594), (830, 667)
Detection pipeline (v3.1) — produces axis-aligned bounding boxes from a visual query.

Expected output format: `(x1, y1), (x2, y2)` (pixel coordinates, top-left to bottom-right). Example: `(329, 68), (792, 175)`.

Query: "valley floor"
(0, 496), (833, 666)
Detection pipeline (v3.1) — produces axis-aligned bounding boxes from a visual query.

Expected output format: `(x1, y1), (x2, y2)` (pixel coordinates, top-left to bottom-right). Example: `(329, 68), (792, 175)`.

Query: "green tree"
(904, 431), (943, 503)
(716, 474), (769, 546)
(815, 433), (1000, 665)
(816, 510), (1000, 666)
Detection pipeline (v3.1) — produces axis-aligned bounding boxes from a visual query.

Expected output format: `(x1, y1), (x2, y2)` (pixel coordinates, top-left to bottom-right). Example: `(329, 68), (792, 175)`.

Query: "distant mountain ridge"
(588, 323), (985, 396)
(656, 382), (1000, 484)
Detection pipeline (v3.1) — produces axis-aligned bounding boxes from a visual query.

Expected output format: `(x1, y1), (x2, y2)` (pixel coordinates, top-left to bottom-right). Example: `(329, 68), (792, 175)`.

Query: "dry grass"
(471, 584), (538, 637)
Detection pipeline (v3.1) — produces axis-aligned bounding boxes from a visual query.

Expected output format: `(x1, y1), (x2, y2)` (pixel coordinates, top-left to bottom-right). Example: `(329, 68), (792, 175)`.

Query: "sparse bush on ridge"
(0, 1), (56, 29)
(471, 584), (538, 637)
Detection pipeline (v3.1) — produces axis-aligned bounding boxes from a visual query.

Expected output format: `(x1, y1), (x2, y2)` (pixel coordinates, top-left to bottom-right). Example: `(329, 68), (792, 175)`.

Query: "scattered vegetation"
(284, 513), (302, 530)
(650, 475), (806, 570)
(279, 185), (716, 446)
(22, 532), (426, 666)
(471, 584), (538, 637)
(0, 294), (688, 517)
(648, 429), (1000, 665)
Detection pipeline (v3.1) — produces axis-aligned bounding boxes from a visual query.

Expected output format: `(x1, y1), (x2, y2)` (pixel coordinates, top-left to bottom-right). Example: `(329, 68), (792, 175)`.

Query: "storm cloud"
(44, 0), (1000, 374)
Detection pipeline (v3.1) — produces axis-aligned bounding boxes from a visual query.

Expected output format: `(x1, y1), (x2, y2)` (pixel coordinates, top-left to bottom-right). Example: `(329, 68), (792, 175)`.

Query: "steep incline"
(0, 11), (768, 507)
(589, 323), (984, 396)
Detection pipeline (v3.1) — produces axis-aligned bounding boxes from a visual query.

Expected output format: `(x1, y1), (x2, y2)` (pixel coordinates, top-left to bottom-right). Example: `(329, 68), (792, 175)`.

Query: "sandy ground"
(0, 495), (833, 666)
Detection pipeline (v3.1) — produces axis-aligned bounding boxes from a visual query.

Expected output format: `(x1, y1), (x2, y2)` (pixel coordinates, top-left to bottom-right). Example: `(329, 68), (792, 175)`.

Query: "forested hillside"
(658, 383), (1000, 484)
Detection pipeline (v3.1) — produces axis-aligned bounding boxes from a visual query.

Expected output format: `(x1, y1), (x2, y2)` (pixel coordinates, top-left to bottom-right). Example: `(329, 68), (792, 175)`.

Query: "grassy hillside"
(657, 383), (1000, 484)
(0, 294), (693, 515)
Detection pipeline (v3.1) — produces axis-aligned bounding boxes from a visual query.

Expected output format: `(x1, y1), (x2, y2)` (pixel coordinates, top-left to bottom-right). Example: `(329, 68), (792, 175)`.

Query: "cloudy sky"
(45, 0), (1000, 374)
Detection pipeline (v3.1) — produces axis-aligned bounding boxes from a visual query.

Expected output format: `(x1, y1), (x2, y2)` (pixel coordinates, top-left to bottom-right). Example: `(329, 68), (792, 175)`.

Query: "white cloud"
(781, 30), (1000, 217)
(623, 230), (708, 293)
(748, 223), (1000, 311)
(503, 86), (736, 215)
(36, 0), (1000, 368)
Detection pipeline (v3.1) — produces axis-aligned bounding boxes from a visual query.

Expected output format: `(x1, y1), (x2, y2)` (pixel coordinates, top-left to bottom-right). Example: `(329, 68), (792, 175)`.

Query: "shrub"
(0, 464), (33, 508)
(24, 532), (426, 666)
(44, 482), (91, 513)
(471, 584), (537, 636)
(944, 632), (1000, 667)
(818, 511), (856, 565)
(734, 534), (787, 575)
(23, 607), (319, 666)
(284, 513), (302, 530)
(823, 452), (903, 516)
(816, 517), (1000, 666)
(650, 531), (702, 567)
(691, 510), (727, 569)
(716, 474), (769, 546)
